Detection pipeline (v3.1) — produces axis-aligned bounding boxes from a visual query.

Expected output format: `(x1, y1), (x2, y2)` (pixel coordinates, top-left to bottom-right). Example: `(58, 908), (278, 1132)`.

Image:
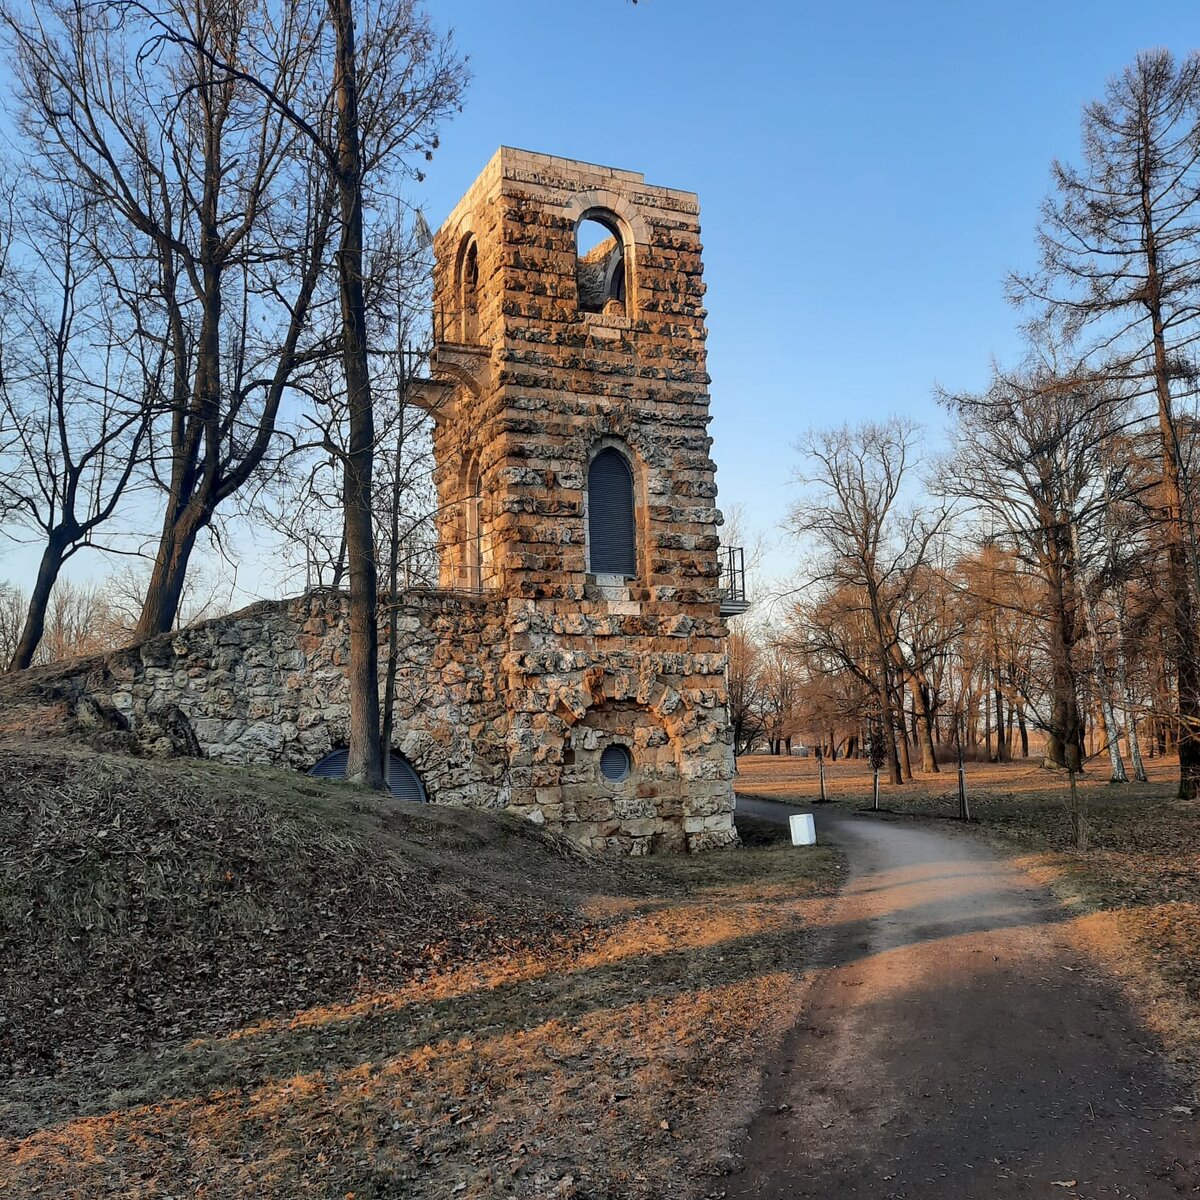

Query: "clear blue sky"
(413, 0), (1200, 578)
(4, 0), (1199, 598)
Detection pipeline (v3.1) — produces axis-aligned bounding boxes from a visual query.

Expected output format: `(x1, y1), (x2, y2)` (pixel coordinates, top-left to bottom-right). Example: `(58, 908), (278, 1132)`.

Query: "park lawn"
(0, 746), (842, 1200)
(736, 752), (1200, 1088)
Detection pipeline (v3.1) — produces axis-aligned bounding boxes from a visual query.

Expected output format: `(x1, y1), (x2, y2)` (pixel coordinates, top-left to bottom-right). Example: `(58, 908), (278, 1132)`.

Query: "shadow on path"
(729, 798), (1199, 1199)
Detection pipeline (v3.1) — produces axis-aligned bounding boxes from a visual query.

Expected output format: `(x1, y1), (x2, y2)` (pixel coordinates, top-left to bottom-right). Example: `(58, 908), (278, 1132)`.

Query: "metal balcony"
(718, 545), (750, 617)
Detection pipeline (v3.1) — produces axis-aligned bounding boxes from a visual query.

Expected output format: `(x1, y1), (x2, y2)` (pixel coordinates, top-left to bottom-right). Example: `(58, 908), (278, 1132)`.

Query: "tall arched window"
(576, 213), (627, 315)
(587, 447), (636, 577)
(458, 235), (480, 341)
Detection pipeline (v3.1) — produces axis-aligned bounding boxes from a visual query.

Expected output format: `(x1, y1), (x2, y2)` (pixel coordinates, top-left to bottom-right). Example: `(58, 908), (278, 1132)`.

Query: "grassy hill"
(0, 743), (842, 1198)
(0, 746), (626, 1078)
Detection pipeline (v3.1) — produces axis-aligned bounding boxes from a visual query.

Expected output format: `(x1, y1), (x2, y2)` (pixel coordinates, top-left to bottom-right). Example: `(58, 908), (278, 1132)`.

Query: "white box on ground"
(789, 813), (817, 846)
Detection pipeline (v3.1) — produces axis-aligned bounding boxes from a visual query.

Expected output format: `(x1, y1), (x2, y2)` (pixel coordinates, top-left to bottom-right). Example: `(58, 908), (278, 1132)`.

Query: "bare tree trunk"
(331, 0), (384, 791)
(1066, 768), (1089, 852)
(1126, 700), (1148, 783)
(1043, 550), (1083, 772)
(380, 341), (409, 758)
(994, 676), (1009, 762)
(895, 679), (913, 782)
(138, 511), (204, 638)
(911, 675), (940, 773)
(1070, 521), (1127, 782)
(983, 665), (993, 761)
(8, 530), (71, 670)
(1143, 176), (1200, 797)
(868, 599), (902, 784)
(1117, 659), (1148, 782)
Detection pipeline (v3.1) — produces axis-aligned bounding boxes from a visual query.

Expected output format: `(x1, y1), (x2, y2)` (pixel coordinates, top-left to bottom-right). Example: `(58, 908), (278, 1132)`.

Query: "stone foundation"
(59, 586), (736, 854)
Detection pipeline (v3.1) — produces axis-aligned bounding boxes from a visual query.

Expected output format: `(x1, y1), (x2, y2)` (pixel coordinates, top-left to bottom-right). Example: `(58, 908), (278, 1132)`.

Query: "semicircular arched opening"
(308, 747), (428, 803)
(575, 212), (627, 315)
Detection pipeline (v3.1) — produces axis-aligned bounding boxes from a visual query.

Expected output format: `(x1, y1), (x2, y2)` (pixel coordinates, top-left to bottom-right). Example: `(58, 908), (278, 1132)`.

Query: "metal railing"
(718, 545), (749, 616)
(432, 303), (484, 347)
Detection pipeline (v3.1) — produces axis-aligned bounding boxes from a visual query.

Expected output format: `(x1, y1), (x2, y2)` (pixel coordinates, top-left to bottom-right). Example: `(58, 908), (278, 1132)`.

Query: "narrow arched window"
(458, 236), (480, 341)
(576, 213), (626, 315)
(587, 447), (636, 577)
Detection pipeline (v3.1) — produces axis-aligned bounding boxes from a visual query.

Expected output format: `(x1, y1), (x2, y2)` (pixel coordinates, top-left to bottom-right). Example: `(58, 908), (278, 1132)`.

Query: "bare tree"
(727, 627), (767, 755)
(1012, 49), (1200, 797)
(0, 0), (346, 637)
(0, 179), (151, 670)
(939, 362), (1129, 773)
(790, 418), (948, 785)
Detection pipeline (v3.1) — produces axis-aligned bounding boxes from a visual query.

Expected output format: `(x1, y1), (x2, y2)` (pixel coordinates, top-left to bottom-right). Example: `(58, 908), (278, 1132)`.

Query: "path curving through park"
(729, 799), (1198, 1198)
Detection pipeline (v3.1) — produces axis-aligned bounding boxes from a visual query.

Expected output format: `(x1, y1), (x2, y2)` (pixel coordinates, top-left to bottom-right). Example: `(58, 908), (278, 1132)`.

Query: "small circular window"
(600, 743), (632, 783)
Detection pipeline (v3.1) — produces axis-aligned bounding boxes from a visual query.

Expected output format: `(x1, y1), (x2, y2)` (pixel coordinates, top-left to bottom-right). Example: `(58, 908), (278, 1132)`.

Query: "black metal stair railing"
(718, 545), (749, 616)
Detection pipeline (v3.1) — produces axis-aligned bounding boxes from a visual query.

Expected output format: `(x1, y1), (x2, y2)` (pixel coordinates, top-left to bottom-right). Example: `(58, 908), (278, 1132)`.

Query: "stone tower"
(414, 147), (740, 853)
(45, 148), (743, 854)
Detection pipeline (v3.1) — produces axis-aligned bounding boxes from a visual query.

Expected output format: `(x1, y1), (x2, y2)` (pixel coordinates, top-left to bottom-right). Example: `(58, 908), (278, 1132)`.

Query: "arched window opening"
(308, 747), (428, 803)
(458, 236), (480, 341)
(576, 214), (626, 315)
(464, 491), (482, 590)
(587, 447), (636, 577)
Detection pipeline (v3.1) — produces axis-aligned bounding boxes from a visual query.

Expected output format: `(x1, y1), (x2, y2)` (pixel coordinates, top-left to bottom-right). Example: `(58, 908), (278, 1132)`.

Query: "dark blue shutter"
(588, 448), (636, 576)
(309, 748), (427, 802)
(309, 747), (349, 780)
(600, 744), (632, 781)
(385, 754), (426, 803)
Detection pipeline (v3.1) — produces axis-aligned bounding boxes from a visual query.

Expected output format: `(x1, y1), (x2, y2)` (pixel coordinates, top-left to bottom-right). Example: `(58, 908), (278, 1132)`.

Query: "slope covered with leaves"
(0, 745), (843, 1198)
(0, 747), (617, 1079)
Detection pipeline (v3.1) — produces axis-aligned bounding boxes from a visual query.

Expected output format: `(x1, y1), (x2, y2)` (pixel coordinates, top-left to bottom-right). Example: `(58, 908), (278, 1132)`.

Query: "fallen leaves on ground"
(0, 745), (843, 1198)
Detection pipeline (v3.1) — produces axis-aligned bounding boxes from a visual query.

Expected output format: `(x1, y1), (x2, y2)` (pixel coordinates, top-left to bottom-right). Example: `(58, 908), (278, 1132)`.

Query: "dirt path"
(729, 800), (1198, 1199)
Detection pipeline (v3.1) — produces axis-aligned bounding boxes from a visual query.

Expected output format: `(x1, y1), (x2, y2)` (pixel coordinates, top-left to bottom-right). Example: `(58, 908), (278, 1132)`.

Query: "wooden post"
(956, 710), (970, 821)
(818, 753), (827, 803)
(872, 768), (880, 811)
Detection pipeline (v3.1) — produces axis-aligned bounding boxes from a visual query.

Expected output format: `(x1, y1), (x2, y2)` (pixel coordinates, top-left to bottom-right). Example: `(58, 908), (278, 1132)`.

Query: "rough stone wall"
(425, 149), (736, 853)
(70, 591), (511, 810)
(44, 150), (738, 856)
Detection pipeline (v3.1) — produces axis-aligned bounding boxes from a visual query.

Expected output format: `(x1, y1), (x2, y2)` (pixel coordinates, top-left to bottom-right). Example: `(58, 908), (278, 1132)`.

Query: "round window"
(599, 743), (632, 783)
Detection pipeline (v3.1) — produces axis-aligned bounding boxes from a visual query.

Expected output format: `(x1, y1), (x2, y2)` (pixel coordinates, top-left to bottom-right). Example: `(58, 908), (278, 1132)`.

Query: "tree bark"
(1043, 554), (1084, 773)
(1140, 141), (1200, 797)
(8, 529), (71, 671)
(994, 677), (1009, 762)
(331, 0), (385, 791)
(911, 676), (939, 773)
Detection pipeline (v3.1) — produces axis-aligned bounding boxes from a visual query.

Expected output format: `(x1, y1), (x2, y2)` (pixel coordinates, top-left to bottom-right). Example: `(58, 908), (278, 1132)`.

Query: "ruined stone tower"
(58, 148), (742, 854)
(413, 147), (740, 852)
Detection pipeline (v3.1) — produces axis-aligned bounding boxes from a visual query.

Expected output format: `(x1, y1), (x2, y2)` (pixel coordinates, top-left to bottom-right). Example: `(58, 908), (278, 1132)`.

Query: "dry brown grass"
(736, 752), (1200, 1086)
(0, 745), (843, 1199)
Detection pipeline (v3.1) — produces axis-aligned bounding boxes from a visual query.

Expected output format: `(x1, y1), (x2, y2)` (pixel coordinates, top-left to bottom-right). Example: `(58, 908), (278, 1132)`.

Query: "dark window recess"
(600, 743), (633, 782)
(308, 748), (427, 803)
(587, 448), (636, 576)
